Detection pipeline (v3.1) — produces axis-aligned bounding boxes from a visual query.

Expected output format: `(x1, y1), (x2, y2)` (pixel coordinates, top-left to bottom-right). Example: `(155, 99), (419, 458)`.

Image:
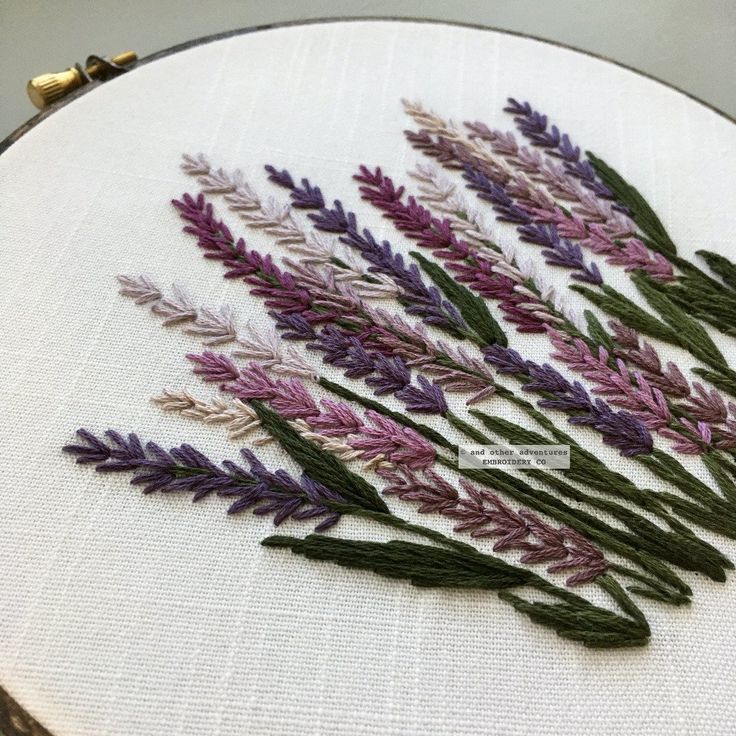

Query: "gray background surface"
(1, 0), (735, 139)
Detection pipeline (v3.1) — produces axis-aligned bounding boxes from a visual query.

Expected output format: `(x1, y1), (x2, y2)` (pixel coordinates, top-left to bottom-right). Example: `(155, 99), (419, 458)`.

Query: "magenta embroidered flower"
(187, 351), (241, 383)
(348, 411), (436, 470)
(661, 420), (713, 455)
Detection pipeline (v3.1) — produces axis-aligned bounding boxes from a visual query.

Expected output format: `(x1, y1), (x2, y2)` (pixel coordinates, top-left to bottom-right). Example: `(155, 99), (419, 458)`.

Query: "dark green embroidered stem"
(470, 410), (735, 557)
(702, 453), (736, 505)
(570, 283), (685, 349)
(637, 451), (736, 528)
(630, 272), (726, 366)
(606, 564), (690, 606)
(605, 565), (690, 606)
(697, 250), (736, 291)
(263, 534), (650, 648)
(665, 296), (736, 337)
(584, 310), (615, 352)
(411, 251), (508, 347)
(469, 411), (655, 510)
(589, 153), (736, 299)
(336, 504), (676, 609)
(250, 400), (389, 514)
(496, 384), (736, 529)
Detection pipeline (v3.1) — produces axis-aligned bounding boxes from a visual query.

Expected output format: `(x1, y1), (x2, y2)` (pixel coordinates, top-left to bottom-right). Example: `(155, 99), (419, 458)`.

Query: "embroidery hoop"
(2, 17), (734, 736)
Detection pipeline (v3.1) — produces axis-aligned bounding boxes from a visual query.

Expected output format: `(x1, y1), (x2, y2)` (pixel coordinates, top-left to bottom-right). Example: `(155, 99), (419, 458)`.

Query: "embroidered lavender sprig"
(502, 98), (617, 202)
(170, 194), (501, 403)
(188, 354), (438, 471)
(381, 466), (607, 586)
(156, 354), (610, 587)
(501, 100), (736, 338)
(354, 165), (589, 335)
(464, 122), (619, 219)
(171, 192), (373, 332)
(547, 327), (736, 455)
(486, 347), (654, 457)
(483, 344), (736, 522)
(181, 154), (398, 299)
(264, 165), (477, 342)
(66, 421), (651, 647)
(152, 391), (261, 440)
(402, 101), (674, 283)
(63, 429), (343, 530)
(119, 275), (315, 376)
(402, 110), (736, 399)
(164, 364), (705, 598)
(352, 167), (728, 460)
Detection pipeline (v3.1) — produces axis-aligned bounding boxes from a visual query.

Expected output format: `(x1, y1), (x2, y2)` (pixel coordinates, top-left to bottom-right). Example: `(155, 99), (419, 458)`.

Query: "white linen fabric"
(1, 20), (736, 736)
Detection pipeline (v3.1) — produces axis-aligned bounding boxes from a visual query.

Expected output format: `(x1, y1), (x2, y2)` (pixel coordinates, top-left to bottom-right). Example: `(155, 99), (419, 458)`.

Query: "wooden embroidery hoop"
(1, 16), (733, 736)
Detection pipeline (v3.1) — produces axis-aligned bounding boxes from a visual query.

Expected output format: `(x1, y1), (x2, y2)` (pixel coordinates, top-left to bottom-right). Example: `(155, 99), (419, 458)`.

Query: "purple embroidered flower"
(525, 364), (577, 395)
(63, 429), (343, 530)
(308, 400), (364, 437)
(569, 400), (654, 457)
(481, 347), (653, 456)
(186, 351), (241, 383)
(482, 345), (533, 375)
(536, 381), (594, 414)
(462, 166), (530, 224)
(263, 165), (295, 190)
(215, 360), (271, 397)
(504, 98), (616, 201)
(365, 355), (412, 395)
(348, 411), (436, 470)
(661, 420), (713, 455)
(395, 375), (448, 415)
(382, 467), (608, 586)
(270, 311), (317, 341)
(309, 327), (377, 378)
(266, 167), (470, 339)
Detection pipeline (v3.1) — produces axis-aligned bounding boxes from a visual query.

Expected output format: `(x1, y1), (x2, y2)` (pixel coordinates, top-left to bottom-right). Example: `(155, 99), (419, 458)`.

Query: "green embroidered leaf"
(696, 249), (736, 291)
(583, 310), (615, 352)
(569, 283), (681, 345)
(411, 250), (508, 347)
(586, 152), (677, 258)
(263, 534), (532, 589)
(702, 453), (736, 505)
(691, 367), (736, 397)
(264, 534), (651, 648)
(250, 400), (389, 514)
(631, 271), (726, 367)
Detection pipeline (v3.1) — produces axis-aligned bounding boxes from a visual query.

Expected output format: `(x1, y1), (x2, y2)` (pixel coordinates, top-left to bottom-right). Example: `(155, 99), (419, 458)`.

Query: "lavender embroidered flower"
(483, 346), (653, 456)
(265, 168), (472, 339)
(63, 429), (343, 530)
